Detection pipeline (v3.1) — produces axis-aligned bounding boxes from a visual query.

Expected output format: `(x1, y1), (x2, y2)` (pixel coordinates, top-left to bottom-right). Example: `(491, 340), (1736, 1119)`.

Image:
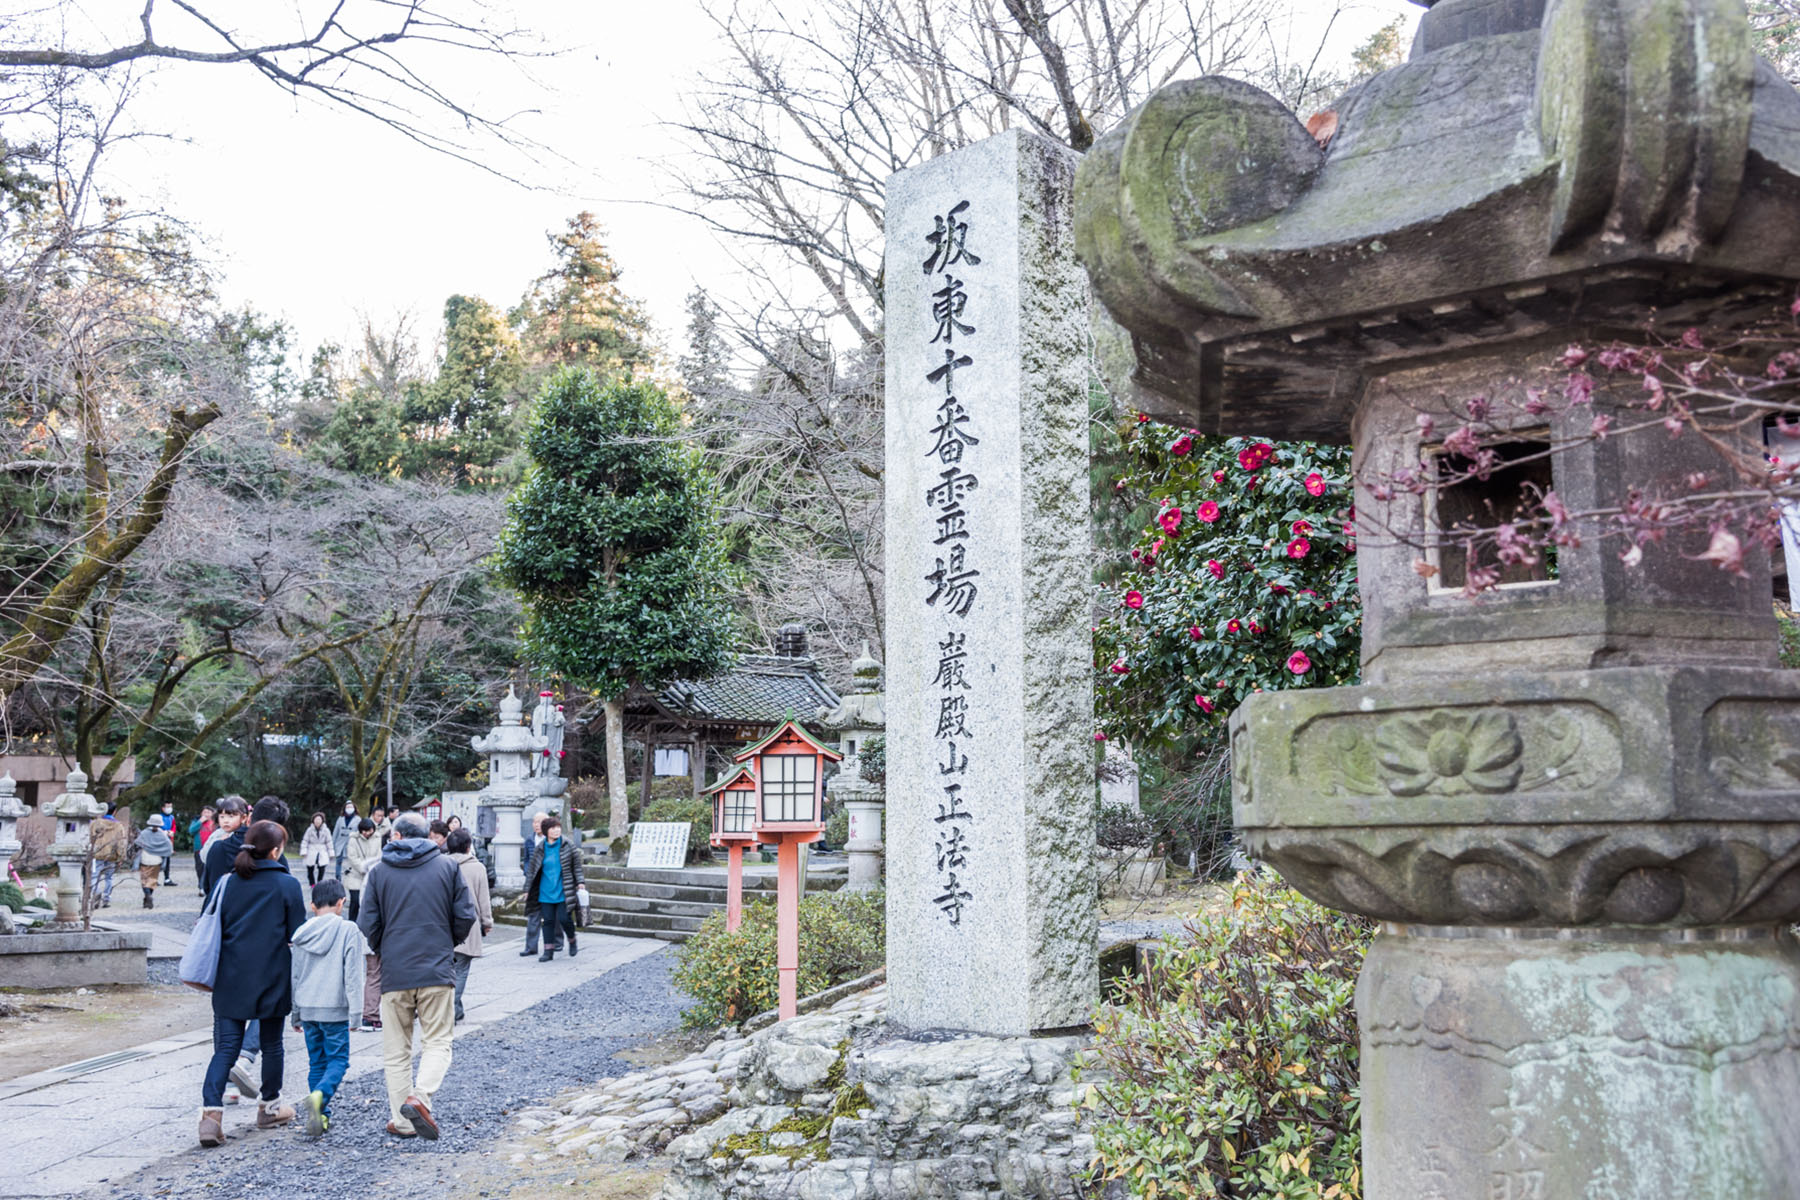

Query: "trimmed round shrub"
(672, 889), (884, 1028)
(0, 881), (24, 912)
(1082, 871), (1371, 1199)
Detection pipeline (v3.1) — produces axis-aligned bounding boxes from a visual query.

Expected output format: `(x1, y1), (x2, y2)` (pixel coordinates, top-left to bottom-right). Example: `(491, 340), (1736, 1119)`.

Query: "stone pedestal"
(838, 777), (885, 892)
(884, 128), (1096, 1036)
(489, 798), (528, 891)
(1361, 927), (1800, 1198)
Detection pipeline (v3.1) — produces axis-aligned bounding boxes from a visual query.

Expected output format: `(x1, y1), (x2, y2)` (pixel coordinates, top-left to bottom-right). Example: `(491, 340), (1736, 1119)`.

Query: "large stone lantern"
(471, 686), (547, 891)
(818, 644), (886, 891)
(0, 772), (25, 884)
(45, 768), (104, 926)
(1076, 0), (1800, 1194)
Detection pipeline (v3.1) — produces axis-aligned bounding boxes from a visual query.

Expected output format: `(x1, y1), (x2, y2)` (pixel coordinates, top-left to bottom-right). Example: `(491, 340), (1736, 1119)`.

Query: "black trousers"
(525, 902), (577, 953)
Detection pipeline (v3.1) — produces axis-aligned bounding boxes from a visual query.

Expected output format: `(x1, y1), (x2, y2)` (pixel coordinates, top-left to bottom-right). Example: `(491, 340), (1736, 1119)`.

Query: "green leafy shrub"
(823, 804), (849, 848)
(858, 735), (885, 787)
(644, 794), (713, 863)
(673, 890), (885, 1028)
(1082, 872), (1371, 1199)
(0, 881), (23, 911)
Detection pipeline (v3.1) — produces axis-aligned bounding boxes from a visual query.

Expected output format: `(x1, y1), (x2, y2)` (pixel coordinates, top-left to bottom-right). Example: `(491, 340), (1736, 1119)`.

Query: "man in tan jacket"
(445, 828), (493, 1022)
(89, 805), (129, 909)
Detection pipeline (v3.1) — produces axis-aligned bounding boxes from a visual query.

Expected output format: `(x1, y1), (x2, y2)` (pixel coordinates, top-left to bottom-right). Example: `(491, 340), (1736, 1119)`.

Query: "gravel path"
(89, 946), (690, 1200)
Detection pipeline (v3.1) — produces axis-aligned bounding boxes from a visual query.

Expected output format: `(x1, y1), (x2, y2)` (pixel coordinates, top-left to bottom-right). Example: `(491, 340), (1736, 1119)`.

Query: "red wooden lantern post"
(703, 764), (759, 932)
(736, 719), (841, 1021)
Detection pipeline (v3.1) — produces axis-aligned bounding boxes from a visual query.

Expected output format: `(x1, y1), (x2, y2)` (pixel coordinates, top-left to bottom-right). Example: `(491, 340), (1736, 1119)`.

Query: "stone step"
(583, 877), (734, 904)
(590, 894), (720, 919)
(589, 906), (709, 934)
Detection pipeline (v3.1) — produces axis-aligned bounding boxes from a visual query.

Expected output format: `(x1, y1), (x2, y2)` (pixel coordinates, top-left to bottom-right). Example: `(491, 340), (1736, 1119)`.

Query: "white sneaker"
(229, 1058), (258, 1097)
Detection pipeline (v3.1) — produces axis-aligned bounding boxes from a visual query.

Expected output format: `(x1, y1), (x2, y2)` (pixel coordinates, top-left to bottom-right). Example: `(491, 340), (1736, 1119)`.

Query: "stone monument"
(1076, 0), (1800, 1193)
(885, 127), (1097, 1036)
(0, 772), (24, 884)
(44, 768), (103, 927)
(818, 644), (887, 891)
(471, 685), (546, 891)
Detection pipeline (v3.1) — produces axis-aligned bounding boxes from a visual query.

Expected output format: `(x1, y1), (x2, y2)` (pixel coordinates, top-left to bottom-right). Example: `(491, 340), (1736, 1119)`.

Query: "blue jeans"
(300, 1020), (350, 1114)
(203, 1015), (284, 1108)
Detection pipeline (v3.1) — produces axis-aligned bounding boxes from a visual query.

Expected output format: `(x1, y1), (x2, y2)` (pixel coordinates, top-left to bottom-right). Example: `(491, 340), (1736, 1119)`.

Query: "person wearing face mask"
(331, 801), (359, 880)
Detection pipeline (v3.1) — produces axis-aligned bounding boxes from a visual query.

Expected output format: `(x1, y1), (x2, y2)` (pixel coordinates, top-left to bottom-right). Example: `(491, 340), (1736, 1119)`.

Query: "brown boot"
(198, 1108), (224, 1147)
(255, 1100), (296, 1129)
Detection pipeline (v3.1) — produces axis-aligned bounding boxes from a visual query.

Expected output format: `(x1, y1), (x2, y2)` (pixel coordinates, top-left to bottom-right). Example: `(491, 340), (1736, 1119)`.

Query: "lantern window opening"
(760, 753), (817, 824)
(1423, 433), (1559, 593)
(723, 787), (757, 835)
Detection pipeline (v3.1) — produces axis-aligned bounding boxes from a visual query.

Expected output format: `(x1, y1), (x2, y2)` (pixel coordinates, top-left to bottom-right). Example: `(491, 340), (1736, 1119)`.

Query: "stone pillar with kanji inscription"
(884, 128), (1097, 1037)
(1076, 0), (1800, 1194)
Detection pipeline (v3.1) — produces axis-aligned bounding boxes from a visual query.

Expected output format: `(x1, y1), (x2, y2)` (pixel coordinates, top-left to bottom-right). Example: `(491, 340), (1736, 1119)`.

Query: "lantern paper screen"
(722, 781), (756, 836)
(760, 754), (817, 824)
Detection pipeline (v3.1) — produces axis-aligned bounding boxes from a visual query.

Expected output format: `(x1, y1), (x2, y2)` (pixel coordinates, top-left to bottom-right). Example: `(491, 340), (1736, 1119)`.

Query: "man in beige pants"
(356, 812), (476, 1139)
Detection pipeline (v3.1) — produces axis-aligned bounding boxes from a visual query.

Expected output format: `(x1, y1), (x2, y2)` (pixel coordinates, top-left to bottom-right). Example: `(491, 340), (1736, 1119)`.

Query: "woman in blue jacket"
(198, 820), (307, 1147)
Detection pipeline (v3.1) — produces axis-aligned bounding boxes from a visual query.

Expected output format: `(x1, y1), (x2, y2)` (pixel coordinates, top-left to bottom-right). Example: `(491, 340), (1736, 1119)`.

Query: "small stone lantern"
(0, 772), (25, 884)
(736, 719), (842, 1019)
(817, 644), (886, 892)
(45, 768), (103, 926)
(703, 763), (759, 930)
(470, 685), (547, 891)
(1075, 0), (1800, 1192)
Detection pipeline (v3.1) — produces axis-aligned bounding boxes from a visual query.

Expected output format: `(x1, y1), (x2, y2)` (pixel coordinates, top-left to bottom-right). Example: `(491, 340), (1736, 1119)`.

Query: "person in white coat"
(300, 813), (334, 886)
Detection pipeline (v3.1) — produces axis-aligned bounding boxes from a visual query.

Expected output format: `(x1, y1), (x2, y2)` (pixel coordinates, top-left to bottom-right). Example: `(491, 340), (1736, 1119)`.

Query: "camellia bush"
(1095, 422), (1360, 752)
(672, 890), (885, 1028)
(1081, 872), (1372, 1199)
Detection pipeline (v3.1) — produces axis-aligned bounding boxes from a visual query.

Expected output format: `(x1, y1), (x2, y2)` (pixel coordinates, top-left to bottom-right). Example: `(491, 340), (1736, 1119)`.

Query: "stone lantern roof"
(815, 643), (885, 734)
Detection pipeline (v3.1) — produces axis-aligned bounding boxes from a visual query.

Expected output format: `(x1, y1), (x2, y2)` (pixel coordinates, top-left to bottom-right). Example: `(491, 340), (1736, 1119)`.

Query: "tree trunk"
(604, 697), (628, 839)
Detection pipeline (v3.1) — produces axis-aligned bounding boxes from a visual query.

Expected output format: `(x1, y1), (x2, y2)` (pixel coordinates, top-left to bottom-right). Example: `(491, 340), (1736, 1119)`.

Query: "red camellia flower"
(1136, 412), (1150, 423)
(1287, 650), (1312, 674)
(1094, 731), (1107, 742)
(1207, 559), (1224, 579)
(1212, 470), (1226, 484)
(1124, 590), (1145, 609)
(1194, 695), (1214, 713)
(1188, 626), (1203, 640)
(1249, 621), (1264, 634)
(1170, 434), (1193, 456)
(1109, 659), (1129, 675)
(1304, 472), (1326, 497)
(1287, 537), (1311, 560)
(1292, 520), (1312, 536)
(1197, 501), (1221, 523)
(1226, 619), (1242, 633)
(1270, 582), (1287, 594)
(1158, 508), (1182, 534)
(1237, 442), (1275, 471)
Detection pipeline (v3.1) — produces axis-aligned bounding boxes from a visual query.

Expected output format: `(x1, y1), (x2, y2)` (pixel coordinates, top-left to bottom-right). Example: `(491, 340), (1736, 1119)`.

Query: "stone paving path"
(1, 881), (667, 1199)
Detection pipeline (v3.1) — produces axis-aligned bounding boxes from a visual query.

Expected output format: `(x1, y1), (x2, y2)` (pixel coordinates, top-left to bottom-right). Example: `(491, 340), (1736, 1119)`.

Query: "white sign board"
(627, 821), (692, 869)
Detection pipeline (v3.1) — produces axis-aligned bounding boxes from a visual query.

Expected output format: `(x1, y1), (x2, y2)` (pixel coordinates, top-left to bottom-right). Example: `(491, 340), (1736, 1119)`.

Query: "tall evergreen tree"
(516, 212), (652, 381)
(405, 294), (525, 483)
(494, 368), (737, 836)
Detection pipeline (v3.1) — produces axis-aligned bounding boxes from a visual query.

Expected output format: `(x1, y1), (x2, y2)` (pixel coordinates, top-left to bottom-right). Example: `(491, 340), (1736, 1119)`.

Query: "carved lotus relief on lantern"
(1286, 702), (1620, 806)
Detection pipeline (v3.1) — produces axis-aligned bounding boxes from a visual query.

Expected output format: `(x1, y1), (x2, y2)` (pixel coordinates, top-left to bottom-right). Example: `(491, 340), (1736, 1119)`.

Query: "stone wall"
(510, 985), (1105, 1200)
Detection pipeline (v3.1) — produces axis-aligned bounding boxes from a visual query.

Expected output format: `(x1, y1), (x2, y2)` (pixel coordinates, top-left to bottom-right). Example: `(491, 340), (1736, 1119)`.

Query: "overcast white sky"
(65, 0), (1415, 367)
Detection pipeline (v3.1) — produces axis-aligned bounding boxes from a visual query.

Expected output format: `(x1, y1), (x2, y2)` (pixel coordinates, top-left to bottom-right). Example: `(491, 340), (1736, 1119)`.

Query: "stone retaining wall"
(512, 985), (1105, 1200)
(0, 929), (152, 988)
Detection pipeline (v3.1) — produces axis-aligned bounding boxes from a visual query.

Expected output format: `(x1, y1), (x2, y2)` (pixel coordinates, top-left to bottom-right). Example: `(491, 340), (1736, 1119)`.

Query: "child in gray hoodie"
(289, 878), (366, 1137)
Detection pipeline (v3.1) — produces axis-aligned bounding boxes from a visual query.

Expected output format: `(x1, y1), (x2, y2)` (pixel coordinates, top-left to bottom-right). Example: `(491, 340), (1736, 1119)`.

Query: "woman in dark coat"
(198, 820), (306, 1147)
